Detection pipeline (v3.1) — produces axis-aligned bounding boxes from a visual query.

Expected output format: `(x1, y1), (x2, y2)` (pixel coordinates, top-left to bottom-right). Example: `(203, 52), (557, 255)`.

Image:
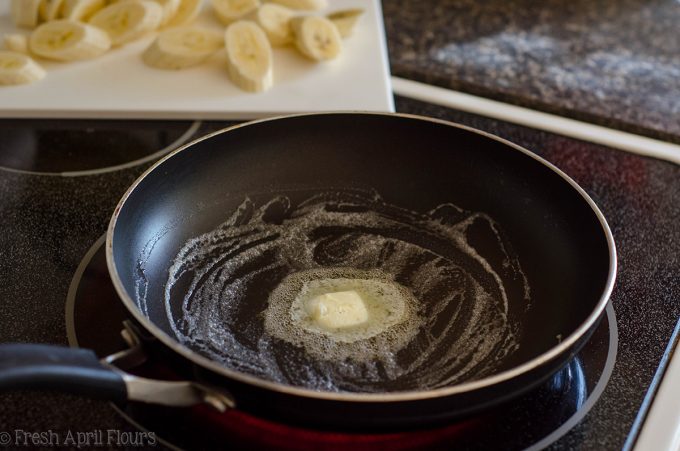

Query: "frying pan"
(0, 113), (616, 428)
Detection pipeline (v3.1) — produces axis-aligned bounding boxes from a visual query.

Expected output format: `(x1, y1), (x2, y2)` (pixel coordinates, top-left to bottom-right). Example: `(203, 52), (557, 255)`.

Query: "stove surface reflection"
(0, 120), (199, 175)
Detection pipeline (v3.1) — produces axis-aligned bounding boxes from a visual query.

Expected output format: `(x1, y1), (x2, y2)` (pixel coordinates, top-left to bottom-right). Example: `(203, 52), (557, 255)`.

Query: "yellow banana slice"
(0, 51), (46, 85)
(165, 0), (203, 27)
(225, 20), (272, 92)
(39, 0), (67, 21)
(11, 0), (43, 29)
(212, 0), (260, 25)
(265, 0), (326, 11)
(3, 34), (29, 54)
(143, 27), (223, 69)
(89, 1), (163, 46)
(150, 0), (181, 26)
(252, 3), (292, 46)
(106, 0), (182, 24)
(62, 0), (106, 21)
(29, 19), (111, 61)
(327, 8), (364, 38)
(291, 16), (341, 61)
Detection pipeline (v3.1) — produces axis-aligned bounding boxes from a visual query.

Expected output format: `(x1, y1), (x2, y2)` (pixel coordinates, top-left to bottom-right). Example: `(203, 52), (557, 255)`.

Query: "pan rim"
(106, 111), (617, 403)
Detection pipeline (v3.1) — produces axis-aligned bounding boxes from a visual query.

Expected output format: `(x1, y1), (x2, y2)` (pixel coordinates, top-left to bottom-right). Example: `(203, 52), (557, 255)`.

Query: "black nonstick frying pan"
(0, 113), (616, 428)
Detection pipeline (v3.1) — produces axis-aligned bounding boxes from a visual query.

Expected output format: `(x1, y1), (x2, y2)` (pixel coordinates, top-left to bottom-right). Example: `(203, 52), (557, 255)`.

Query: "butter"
(305, 290), (369, 329)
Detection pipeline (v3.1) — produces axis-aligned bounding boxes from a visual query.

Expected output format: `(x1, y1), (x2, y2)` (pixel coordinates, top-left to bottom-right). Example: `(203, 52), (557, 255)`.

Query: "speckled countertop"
(383, 0), (680, 143)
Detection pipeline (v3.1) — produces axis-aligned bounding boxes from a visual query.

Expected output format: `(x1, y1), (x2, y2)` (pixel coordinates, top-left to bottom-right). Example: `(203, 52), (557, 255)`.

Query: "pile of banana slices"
(1, 0), (364, 92)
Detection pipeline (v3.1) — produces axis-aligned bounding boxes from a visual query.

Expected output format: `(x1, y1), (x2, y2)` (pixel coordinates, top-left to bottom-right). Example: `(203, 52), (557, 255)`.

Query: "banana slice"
(252, 3), (292, 46)
(108, 0), (179, 26)
(165, 0), (203, 27)
(291, 16), (341, 61)
(11, 0), (43, 28)
(62, 0), (106, 21)
(265, 0), (326, 11)
(3, 34), (29, 54)
(225, 20), (272, 92)
(143, 27), (223, 69)
(327, 8), (364, 38)
(151, 0), (181, 26)
(0, 51), (46, 85)
(29, 19), (111, 61)
(39, 0), (66, 21)
(89, 1), (163, 46)
(212, 0), (259, 25)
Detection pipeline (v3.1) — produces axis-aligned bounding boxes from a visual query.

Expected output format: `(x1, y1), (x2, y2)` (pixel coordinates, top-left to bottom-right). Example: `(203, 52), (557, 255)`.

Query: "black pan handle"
(0, 343), (127, 403)
(0, 343), (235, 412)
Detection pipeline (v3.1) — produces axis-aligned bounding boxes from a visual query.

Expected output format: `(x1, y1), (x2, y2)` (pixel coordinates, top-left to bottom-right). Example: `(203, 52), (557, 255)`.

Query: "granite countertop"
(383, 0), (680, 144)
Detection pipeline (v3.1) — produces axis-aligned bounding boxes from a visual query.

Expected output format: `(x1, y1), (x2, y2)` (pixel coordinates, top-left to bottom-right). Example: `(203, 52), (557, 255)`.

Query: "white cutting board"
(0, 1), (394, 119)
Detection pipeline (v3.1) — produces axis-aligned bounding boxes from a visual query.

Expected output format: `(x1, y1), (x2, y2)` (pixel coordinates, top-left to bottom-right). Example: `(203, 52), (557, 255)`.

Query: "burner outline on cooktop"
(0, 121), (201, 177)
(65, 235), (618, 450)
(525, 301), (617, 451)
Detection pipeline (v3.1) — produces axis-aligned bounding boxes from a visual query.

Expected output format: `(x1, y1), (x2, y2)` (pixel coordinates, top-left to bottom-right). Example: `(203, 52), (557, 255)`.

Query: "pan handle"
(0, 343), (127, 402)
(0, 344), (235, 412)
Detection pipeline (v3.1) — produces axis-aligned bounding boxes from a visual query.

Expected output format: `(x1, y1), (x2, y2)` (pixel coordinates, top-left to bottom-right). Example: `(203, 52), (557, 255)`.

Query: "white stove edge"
(630, 321), (680, 451)
(391, 77), (680, 167)
(391, 76), (680, 451)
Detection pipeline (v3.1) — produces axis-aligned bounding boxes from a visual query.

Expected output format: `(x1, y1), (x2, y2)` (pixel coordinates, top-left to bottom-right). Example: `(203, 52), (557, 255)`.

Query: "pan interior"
(111, 114), (612, 395)
(148, 190), (530, 392)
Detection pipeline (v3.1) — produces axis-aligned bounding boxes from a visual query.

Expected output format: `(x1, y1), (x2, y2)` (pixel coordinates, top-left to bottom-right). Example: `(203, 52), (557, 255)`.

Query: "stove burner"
(0, 119), (200, 175)
(66, 236), (617, 450)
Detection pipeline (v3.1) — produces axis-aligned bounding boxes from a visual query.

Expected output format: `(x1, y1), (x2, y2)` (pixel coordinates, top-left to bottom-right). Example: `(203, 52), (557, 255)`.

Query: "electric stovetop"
(0, 96), (678, 450)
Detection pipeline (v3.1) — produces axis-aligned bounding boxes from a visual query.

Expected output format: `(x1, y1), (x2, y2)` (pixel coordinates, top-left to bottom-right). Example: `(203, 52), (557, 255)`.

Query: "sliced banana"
(0, 51), (46, 85)
(29, 19), (111, 61)
(151, 0), (181, 26)
(251, 3), (292, 46)
(327, 8), (364, 38)
(265, 0), (326, 11)
(39, 0), (67, 21)
(165, 0), (203, 27)
(3, 34), (29, 54)
(11, 0), (43, 28)
(212, 0), (259, 25)
(62, 0), (106, 21)
(143, 27), (223, 69)
(291, 16), (342, 61)
(89, 1), (163, 46)
(225, 20), (272, 92)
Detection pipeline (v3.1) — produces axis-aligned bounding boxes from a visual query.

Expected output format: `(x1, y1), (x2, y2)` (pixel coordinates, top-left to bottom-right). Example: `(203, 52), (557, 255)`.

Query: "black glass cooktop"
(65, 234), (615, 450)
(0, 98), (678, 450)
(0, 120), (199, 174)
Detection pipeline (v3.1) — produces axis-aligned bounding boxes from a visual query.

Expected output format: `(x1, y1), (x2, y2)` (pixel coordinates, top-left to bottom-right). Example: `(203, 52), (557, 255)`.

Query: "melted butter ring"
(265, 268), (423, 362)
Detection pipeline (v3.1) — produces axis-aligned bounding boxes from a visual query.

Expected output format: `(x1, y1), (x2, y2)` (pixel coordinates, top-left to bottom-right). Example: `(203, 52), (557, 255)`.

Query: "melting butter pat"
(305, 290), (369, 329)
